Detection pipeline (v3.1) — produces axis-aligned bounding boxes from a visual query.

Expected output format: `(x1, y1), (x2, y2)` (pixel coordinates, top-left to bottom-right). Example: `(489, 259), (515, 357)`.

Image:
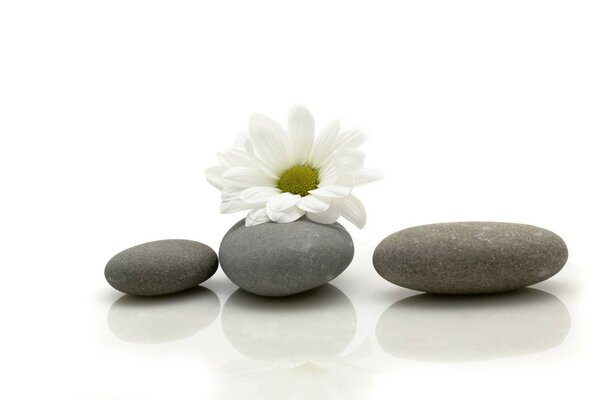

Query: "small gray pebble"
(373, 222), (568, 294)
(105, 239), (218, 296)
(219, 218), (354, 297)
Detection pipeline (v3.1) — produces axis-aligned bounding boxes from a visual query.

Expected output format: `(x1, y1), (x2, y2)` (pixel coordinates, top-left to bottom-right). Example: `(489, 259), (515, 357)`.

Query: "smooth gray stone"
(373, 222), (568, 294)
(105, 239), (218, 296)
(219, 218), (354, 296)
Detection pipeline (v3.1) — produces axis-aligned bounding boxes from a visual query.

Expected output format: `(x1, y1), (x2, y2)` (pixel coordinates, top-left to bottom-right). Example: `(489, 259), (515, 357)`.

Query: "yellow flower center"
(277, 165), (320, 197)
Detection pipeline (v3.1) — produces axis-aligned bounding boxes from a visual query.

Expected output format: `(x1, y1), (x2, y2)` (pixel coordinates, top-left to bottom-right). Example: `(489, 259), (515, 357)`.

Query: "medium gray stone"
(105, 239), (218, 296)
(373, 222), (568, 294)
(219, 218), (354, 296)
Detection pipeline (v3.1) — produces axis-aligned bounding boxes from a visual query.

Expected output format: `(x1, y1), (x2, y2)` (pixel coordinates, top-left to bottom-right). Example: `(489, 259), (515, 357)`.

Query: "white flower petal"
(216, 148), (254, 168)
(336, 148), (365, 172)
(313, 126), (366, 168)
(309, 185), (352, 198)
(243, 137), (280, 179)
(341, 194), (366, 229)
(288, 105), (315, 165)
(267, 192), (302, 212)
(222, 167), (276, 187)
(331, 154), (355, 187)
(318, 160), (337, 186)
(354, 169), (384, 185)
(306, 199), (342, 225)
(249, 113), (291, 174)
(311, 119), (340, 168)
(221, 187), (243, 201)
(245, 208), (270, 227)
(267, 205), (305, 223)
(266, 193), (304, 222)
(338, 168), (384, 186)
(220, 200), (253, 214)
(297, 195), (330, 213)
(241, 186), (281, 206)
(337, 129), (366, 149)
(205, 165), (227, 190)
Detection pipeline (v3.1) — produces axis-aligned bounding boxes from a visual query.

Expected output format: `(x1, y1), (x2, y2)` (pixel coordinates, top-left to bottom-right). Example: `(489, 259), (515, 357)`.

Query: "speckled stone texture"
(219, 218), (354, 297)
(105, 239), (218, 296)
(373, 222), (568, 294)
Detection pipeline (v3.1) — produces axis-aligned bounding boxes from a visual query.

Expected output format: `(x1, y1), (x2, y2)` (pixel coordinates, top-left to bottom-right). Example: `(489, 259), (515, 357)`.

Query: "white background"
(1, 1), (599, 399)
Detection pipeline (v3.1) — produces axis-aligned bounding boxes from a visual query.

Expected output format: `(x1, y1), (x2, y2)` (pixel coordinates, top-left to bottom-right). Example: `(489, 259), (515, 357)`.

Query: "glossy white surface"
(0, 235), (592, 399)
(1, 1), (598, 399)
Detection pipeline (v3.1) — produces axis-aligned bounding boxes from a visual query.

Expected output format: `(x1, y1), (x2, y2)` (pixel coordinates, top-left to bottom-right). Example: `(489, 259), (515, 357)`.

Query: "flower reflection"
(219, 284), (372, 399)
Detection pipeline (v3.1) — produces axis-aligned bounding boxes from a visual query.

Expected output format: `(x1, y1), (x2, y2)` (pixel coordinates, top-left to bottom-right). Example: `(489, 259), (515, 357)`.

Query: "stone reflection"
(376, 288), (571, 362)
(107, 286), (220, 344)
(222, 284), (357, 362)
(218, 284), (371, 399)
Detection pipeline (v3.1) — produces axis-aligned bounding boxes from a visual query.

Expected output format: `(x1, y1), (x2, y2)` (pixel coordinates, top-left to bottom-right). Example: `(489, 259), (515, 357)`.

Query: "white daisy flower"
(205, 105), (382, 228)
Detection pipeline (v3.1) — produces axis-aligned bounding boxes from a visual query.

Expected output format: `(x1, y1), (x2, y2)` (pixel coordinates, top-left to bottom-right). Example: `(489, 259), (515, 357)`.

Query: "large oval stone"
(219, 218), (354, 296)
(105, 239), (218, 296)
(373, 222), (568, 294)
